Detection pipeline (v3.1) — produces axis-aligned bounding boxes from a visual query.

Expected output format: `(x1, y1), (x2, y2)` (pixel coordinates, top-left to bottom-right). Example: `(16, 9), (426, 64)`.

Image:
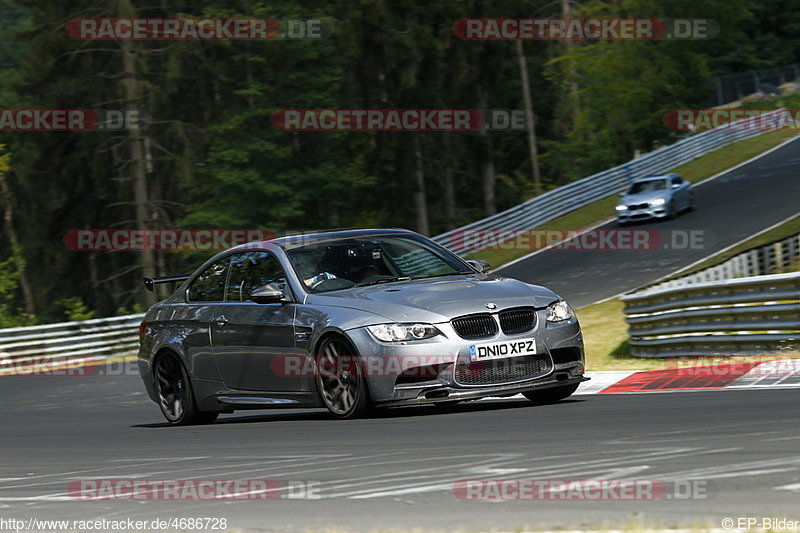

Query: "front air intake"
(451, 313), (498, 339)
(498, 307), (537, 335)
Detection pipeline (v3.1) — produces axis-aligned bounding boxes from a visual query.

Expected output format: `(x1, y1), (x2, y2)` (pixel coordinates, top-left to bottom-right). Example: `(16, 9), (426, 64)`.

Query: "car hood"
(622, 190), (670, 204)
(305, 274), (560, 324)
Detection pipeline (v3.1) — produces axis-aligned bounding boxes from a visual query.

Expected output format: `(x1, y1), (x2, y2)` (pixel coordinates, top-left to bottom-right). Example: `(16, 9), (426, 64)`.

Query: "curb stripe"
(583, 359), (800, 394)
(599, 362), (761, 393)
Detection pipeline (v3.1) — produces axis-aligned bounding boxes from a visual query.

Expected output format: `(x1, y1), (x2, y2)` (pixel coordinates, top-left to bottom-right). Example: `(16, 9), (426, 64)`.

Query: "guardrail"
(621, 272), (800, 358)
(433, 109), (788, 255)
(0, 314), (143, 373)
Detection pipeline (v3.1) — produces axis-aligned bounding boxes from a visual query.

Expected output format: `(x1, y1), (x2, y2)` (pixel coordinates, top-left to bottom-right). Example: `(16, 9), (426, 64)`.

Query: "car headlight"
(367, 323), (439, 342)
(650, 198), (667, 206)
(546, 301), (573, 322)
(615, 204), (627, 211)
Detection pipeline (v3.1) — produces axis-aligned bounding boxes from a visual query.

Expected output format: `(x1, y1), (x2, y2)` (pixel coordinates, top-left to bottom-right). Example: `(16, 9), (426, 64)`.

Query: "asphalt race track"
(499, 136), (800, 307)
(1, 370), (799, 531)
(2, 139), (800, 532)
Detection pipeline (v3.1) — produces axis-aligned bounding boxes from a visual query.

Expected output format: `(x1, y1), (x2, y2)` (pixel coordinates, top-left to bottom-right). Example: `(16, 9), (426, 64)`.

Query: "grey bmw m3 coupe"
(138, 228), (587, 424)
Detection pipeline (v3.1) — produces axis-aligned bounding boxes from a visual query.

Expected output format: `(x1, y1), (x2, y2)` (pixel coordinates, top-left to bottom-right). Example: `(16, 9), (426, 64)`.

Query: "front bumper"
(382, 364), (587, 406)
(346, 310), (585, 403)
(617, 203), (669, 222)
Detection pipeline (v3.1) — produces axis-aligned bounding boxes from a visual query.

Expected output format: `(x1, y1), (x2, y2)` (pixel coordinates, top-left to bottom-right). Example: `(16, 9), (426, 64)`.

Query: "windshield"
(628, 179), (667, 194)
(285, 235), (472, 293)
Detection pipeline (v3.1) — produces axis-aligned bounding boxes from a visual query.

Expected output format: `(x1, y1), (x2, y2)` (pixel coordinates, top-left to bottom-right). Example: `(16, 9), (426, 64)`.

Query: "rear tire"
(315, 337), (372, 419)
(154, 352), (219, 426)
(523, 383), (579, 404)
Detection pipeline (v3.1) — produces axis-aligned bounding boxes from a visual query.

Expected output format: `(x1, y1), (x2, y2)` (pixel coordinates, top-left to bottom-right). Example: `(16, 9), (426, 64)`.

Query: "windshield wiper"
(355, 276), (412, 287)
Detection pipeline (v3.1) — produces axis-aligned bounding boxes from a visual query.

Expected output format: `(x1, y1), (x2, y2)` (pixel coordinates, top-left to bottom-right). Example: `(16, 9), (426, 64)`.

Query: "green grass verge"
(468, 130), (799, 268)
(669, 129), (798, 183)
(576, 299), (666, 371)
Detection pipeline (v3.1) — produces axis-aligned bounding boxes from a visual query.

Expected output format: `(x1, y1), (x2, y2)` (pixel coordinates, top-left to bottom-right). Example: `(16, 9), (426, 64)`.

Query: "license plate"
(469, 339), (537, 362)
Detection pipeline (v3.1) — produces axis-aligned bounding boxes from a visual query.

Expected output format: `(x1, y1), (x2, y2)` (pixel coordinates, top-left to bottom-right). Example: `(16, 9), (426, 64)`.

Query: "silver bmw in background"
(138, 229), (586, 424)
(616, 173), (695, 224)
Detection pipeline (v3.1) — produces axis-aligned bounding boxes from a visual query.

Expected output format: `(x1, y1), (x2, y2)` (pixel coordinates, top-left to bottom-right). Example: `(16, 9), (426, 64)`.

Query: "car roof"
(229, 228), (421, 252)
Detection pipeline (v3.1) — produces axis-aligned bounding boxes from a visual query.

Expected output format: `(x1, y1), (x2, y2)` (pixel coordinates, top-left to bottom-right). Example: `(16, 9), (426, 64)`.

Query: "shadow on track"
(131, 397), (584, 428)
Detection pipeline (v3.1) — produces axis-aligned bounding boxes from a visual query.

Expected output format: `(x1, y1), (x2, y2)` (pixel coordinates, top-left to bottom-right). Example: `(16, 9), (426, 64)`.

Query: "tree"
(0, 144), (35, 325)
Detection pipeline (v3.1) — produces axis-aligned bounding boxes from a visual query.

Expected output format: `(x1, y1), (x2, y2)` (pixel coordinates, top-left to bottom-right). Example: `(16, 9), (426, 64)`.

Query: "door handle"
(213, 315), (228, 327)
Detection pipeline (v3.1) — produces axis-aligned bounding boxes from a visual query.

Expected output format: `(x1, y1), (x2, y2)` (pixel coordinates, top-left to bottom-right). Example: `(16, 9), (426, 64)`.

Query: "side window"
(187, 257), (230, 302)
(672, 176), (683, 186)
(225, 251), (289, 302)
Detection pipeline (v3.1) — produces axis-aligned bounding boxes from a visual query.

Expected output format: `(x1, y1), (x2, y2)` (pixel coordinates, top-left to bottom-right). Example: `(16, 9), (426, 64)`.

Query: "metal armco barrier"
(622, 272), (800, 358)
(433, 109), (789, 255)
(0, 314), (144, 372)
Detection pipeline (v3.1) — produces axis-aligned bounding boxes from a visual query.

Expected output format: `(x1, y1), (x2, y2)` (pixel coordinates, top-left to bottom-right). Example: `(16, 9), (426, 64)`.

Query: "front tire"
(315, 337), (372, 419)
(154, 352), (219, 426)
(666, 202), (677, 220)
(523, 383), (579, 404)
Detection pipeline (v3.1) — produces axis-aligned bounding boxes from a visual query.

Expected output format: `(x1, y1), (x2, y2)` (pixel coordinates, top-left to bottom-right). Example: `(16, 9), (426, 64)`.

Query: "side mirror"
(250, 284), (284, 304)
(466, 259), (491, 273)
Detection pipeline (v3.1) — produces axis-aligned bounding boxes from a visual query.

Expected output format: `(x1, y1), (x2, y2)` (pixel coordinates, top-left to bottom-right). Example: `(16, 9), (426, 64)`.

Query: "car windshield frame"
(627, 179), (667, 195)
(283, 233), (474, 294)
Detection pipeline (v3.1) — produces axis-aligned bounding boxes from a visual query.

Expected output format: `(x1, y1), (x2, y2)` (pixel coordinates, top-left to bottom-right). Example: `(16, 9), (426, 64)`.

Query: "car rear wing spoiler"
(143, 274), (190, 292)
